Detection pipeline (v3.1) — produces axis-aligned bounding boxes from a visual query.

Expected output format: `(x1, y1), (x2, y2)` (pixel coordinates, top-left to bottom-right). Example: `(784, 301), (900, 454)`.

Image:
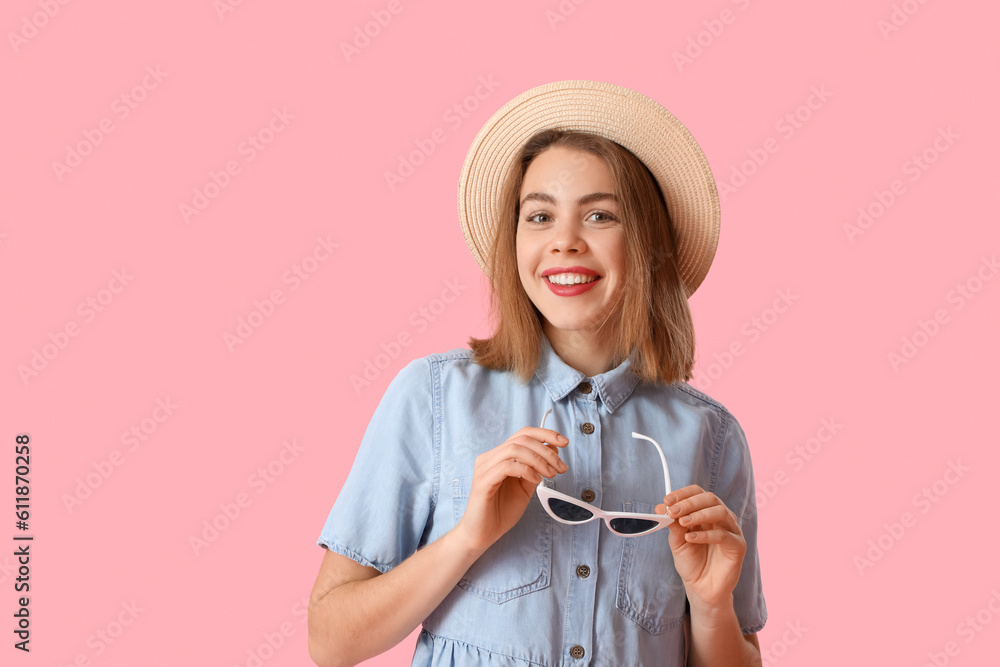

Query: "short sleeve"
(316, 357), (437, 573)
(712, 411), (767, 634)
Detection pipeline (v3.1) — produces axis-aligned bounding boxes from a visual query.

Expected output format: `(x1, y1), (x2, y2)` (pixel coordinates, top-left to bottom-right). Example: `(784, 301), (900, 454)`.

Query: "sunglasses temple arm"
(631, 432), (671, 498)
(540, 412), (671, 498)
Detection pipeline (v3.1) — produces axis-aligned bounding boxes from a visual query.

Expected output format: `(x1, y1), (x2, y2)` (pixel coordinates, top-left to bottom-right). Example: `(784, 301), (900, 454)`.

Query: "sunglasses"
(535, 409), (674, 537)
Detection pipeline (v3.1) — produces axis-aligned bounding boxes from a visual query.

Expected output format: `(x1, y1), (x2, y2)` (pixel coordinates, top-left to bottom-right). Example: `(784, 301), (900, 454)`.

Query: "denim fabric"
(317, 334), (767, 666)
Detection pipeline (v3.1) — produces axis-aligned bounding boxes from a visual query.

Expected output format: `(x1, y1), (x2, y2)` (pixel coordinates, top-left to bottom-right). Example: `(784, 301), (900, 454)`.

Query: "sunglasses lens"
(609, 517), (660, 535)
(547, 498), (594, 522)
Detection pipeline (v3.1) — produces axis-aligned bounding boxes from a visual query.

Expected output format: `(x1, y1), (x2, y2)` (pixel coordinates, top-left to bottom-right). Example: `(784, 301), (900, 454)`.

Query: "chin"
(544, 315), (608, 334)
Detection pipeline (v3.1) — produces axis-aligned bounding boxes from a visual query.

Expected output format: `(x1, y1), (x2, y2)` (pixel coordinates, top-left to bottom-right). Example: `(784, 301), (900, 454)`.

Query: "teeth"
(546, 273), (598, 285)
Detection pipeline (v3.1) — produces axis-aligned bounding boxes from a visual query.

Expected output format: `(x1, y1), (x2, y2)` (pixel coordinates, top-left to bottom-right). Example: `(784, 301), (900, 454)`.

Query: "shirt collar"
(533, 333), (641, 414)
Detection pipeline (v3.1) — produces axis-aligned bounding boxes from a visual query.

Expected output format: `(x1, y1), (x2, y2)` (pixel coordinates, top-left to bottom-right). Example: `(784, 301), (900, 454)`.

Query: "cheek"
(517, 264), (534, 293)
(605, 241), (625, 281)
(515, 239), (532, 279)
(610, 236), (627, 276)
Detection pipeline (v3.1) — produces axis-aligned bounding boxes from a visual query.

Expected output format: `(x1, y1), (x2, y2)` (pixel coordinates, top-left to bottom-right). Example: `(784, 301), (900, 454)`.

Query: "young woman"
(308, 80), (766, 667)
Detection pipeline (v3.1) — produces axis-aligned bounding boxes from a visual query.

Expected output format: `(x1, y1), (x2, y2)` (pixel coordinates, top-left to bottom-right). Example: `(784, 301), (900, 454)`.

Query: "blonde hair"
(467, 129), (696, 386)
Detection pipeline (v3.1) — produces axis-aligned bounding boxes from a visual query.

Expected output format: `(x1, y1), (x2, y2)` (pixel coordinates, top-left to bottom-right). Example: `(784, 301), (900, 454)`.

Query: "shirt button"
(581, 422), (594, 435)
(570, 645), (586, 659)
(581, 489), (596, 502)
(576, 564), (591, 578)
(578, 381), (592, 394)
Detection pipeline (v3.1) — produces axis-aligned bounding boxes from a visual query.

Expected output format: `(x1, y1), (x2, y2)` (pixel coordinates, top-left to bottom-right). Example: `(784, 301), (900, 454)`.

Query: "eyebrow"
(519, 191), (618, 208)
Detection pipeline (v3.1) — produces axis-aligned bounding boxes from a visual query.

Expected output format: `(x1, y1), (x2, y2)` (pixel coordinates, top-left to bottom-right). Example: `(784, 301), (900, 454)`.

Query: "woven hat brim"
(457, 80), (720, 297)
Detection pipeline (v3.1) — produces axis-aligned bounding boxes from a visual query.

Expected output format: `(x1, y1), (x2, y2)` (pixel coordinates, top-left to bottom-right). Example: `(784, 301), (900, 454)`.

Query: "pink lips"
(542, 266), (602, 297)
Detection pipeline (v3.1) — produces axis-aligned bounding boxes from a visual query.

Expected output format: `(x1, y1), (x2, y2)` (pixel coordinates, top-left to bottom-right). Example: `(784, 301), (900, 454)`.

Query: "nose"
(548, 219), (586, 255)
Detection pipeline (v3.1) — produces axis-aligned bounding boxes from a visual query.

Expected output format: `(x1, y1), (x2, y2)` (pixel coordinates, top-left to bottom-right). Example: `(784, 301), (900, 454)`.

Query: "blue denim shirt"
(317, 334), (766, 666)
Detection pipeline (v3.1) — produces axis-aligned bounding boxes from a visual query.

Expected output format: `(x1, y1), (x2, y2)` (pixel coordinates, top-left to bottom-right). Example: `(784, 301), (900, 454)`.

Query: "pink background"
(3, 1), (998, 665)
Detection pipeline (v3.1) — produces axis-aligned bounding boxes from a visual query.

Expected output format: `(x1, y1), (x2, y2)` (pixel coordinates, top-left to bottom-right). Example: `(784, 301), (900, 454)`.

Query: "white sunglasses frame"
(534, 408), (675, 537)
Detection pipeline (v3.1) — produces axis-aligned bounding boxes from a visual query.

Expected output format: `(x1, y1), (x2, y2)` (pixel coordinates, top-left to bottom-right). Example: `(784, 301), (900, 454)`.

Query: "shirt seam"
(427, 356), (443, 520)
(682, 385), (765, 637)
(425, 349), (474, 363)
(420, 628), (550, 666)
(708, 406), (730, 494)
(315, 540), (393, 574)
(675, 383), (731, 494)
(602, 370), (641, 413)
(534, 365), (575, 403)
(675, 381), (727, 412)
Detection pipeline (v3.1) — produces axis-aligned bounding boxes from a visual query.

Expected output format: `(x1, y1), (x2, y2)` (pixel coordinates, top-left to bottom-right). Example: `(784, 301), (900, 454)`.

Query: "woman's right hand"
(453, 426), (569, 553)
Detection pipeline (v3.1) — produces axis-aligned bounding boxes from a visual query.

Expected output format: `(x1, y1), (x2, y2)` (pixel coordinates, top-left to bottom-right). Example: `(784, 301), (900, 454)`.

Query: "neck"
(543, 324), (623, 377)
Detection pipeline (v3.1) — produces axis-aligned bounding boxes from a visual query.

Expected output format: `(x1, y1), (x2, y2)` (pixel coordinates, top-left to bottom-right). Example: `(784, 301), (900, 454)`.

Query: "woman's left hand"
(655, 484), (746, 608)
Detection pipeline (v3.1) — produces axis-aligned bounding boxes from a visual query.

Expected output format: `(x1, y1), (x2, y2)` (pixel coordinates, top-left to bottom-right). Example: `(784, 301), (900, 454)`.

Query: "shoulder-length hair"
(467, 128), (696, 386)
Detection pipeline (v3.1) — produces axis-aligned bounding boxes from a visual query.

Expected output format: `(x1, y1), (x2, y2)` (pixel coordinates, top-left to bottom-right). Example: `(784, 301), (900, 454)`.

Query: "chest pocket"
(451, 477), (553, 604)
(616, 500), (687, 635)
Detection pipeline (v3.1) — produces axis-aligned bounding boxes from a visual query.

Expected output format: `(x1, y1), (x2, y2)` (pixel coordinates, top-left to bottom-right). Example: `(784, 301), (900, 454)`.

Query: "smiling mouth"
(544, 274), (602, 286)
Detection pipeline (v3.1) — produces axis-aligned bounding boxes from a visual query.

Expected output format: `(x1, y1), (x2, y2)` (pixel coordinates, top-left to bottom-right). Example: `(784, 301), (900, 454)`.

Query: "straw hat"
(457, 79), (721, 297)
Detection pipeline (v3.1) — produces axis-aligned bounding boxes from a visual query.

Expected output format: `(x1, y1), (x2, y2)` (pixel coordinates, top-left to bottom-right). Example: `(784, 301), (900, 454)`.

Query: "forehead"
(520, 146), (615, 195)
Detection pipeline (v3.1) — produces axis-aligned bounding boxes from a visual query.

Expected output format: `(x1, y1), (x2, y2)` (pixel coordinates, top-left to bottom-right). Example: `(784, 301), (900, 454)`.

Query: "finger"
(493, 437), (568, 473)
(482, 443), (562, 481)
(521, 429), (569, 461)
(505, 443), (564, 477)
(520, 427), (570, 448)
(676, 504), (739, 531)
(683, 528), (746, 551)
(662, 484), (705, 508)
(517, 475), (541, 495)
(655, 501), (685, 517)
(665, 489), (719, 519)
(479, 457), (543, 487)
(665, 514), (691, 547)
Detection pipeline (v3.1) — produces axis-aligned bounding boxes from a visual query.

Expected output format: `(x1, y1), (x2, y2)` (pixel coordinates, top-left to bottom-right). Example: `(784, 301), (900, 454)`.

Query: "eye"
(587, 210), (617, 222)
(523, 211), (551, 224)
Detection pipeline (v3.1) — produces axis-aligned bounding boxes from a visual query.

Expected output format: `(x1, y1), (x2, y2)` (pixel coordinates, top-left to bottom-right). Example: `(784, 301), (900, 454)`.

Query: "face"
(516, 146), (626, 342)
